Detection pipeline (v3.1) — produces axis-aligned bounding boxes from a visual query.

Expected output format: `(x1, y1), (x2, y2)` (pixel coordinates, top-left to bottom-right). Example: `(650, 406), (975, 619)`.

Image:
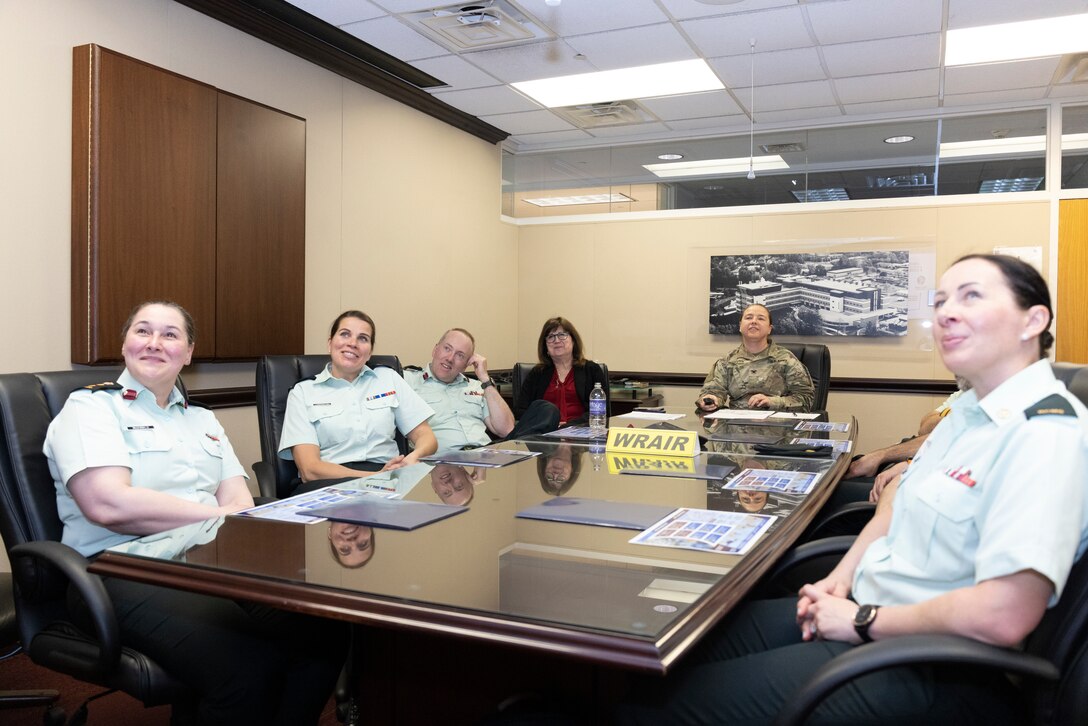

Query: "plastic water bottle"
(588, 382), (607, 438)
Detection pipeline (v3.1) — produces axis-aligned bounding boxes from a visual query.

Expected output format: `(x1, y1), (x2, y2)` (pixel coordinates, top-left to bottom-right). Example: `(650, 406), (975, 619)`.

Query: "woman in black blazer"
(516, 317), (608, 426)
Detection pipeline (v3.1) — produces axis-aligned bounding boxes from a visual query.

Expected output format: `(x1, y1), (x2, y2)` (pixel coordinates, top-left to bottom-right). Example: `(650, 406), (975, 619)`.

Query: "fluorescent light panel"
(512, 59), (723, 108)
(940, 133), (1088, 159)
(979, 178), (1043, 193)
(946, 13), (1088, 65)
(523, 193), (634, 207)
(643, 156), (789, 178)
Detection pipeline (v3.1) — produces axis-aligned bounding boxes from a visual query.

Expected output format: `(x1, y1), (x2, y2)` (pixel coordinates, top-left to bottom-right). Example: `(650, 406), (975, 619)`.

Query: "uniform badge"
(1025, 394), (1077, 419)
(944, 466), (976, 487)
(123, 389), (138, 400)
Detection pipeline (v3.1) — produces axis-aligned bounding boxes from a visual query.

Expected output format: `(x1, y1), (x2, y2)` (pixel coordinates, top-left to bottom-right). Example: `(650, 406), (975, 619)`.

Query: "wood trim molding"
(173, 0), (509, 144)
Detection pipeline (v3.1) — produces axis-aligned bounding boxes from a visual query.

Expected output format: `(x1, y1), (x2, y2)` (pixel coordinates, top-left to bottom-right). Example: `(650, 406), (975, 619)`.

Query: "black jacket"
(515, 361), (609, 421)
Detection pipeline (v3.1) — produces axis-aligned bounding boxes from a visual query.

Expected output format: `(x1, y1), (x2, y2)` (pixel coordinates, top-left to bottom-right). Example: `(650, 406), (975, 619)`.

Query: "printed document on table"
(722, 468), (821, 496)
(790, 437), (854, 455)
(618, 411), (687, 421)
(630, 508), (777, 556)
(234, 483), (396, 524)
(769, 411), (820, 420)
(703, 409), (773, 421)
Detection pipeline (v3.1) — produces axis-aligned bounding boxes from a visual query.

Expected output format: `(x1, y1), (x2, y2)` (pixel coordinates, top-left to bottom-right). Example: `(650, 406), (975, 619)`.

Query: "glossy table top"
(91, 410), (854, 672)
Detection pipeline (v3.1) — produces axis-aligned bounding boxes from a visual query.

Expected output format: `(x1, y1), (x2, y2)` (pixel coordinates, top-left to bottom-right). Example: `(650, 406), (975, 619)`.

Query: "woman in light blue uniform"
(279, 310), (438, 485)
(45, 301), (346, 725)
(615, 255), (1088, 724)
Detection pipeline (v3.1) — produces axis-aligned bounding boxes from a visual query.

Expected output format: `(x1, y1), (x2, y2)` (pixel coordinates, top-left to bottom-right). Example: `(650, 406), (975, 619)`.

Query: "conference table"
(89, 408), (855, 722)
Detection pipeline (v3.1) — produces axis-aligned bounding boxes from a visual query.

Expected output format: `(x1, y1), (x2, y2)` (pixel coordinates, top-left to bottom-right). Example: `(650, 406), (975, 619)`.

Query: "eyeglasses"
(545, 332), (570, 342)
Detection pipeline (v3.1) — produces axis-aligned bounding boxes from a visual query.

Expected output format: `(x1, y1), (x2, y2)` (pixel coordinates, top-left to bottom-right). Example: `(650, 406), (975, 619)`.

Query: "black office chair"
(254, 354), (406, 500)
(777, 342), (831, 410)
(767, 534), (1088, 725)
(511, 361), (610, 417)
(0, 370), (194, 723)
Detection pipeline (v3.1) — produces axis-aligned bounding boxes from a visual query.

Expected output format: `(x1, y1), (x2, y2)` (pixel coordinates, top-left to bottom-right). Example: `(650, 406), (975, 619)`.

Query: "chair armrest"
(805, 502), (876, 541)
(765, 536), (856, 583)
(772, 634), (1060, 726)
(9, 540), (121, 671)
(252, 460), (278, 500)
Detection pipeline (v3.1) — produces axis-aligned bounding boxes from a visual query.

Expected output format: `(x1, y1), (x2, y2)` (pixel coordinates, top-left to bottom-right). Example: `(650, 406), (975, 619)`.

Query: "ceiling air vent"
(760, 142), (806, 154)
(415, 1), (554, 51)
(553, 100), (657, 129)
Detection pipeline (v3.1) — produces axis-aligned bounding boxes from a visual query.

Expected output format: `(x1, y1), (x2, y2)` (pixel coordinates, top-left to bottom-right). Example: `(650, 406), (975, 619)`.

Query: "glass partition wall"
(502, 107), (1063, 218)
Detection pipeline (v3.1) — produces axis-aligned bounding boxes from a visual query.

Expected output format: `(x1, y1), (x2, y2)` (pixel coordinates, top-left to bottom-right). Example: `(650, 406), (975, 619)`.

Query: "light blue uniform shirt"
(278, 363), (433, 464)
(404, 365), (491, 453)
(854, 360), (1088, 607)
(44, 369), (246, 557)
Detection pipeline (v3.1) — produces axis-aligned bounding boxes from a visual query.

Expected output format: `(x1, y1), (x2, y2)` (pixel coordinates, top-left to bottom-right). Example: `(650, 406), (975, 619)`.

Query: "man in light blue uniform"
(46, 369), (246, 557)
(278, 362), (433, 466)
(405, 328), (558, 453)
(404, 328), (514, 453)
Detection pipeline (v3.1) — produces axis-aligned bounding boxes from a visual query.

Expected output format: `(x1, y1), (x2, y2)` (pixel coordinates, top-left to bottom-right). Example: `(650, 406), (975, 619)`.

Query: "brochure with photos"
(721, 468), (821, 496)
(630, 508), (777, 555)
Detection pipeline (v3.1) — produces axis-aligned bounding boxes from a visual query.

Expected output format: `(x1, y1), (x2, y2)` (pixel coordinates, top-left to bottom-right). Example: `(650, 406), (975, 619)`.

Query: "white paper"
(618, 411), (686, 421)
(703, 409), (772, 420)
(769, 411), (820, 420)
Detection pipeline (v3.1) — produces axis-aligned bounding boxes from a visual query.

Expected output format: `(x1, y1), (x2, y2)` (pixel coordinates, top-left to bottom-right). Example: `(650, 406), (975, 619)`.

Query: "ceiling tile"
(339, 16), (448, 61)
(822, 35), (941, 78)
(659, 0), (800, 21)
(944, 58), (1061, 95)
(565, 24), (697, 70)
(638, 90), (744, 120)
(480, 109), (577, 134)
(942, 87), (1051, 107)
(520, 0), (670, 35)
(754, 105), (844, 124)
(415, 55), (499, 90)
(710, 47), (827, 89)
(682, 7), (814, 56)
(806, 0), (943, 44)
(752, 80), (838, 112)
(460, 41), (595, 83)
(834, 69), (940, 104)
(666, 115), (751, 133)
(586, 122), (673, 139)
(1049, 83), (1088, 99)
(844, 97), (941, 115)
(506, 129), (596, 149)
(288, 0), (383, 26)
(431, 85), (542, 116)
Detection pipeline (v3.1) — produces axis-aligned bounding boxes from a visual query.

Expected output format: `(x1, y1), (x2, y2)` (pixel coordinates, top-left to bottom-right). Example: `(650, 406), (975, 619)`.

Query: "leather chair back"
(0, 369), (188, 706)
(512, 361), (610, 417)
(777, 342), (831, 410)
(1052, 362), (1088, 408)
(255, 354), (404, 499)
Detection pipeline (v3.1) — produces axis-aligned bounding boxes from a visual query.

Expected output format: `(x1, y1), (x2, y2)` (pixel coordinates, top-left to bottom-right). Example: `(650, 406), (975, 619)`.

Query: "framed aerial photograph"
(709, 251), (910, 337)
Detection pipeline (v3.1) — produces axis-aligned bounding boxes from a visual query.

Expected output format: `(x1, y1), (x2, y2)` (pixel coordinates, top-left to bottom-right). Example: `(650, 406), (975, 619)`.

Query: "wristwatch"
(480, 379), (495, 391)
(853, 604), (880, 643)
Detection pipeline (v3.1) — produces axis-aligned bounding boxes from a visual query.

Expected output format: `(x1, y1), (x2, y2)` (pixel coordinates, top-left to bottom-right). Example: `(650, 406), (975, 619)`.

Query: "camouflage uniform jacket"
(699, 342), (815, 411)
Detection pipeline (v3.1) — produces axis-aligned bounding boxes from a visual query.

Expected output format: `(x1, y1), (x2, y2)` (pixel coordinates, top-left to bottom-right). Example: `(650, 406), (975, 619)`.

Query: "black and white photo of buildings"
(709, 251), (910, 337)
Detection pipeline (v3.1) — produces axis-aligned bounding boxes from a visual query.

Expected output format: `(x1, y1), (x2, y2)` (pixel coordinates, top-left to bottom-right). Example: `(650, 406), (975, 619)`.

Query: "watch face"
(854, 604), (876, 625)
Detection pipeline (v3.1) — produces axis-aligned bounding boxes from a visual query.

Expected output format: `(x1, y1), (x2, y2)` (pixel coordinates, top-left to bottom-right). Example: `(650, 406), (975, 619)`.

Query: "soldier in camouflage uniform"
(696, 304), (815, 411)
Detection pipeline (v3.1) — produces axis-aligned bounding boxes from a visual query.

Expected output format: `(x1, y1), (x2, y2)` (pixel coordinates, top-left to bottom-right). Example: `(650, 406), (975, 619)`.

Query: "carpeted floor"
(0, 649), (340, 725)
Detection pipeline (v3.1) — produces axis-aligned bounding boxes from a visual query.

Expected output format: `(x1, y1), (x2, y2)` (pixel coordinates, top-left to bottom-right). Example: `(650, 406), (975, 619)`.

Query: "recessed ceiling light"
(978, 178), (1044, 194)
(512, 59), (723, 108)
(946, 13), (1088, 65)
(884, 135), (915, 144)
(658, 153), (684, 160)
(523, 193), (634, 207)
(643, 155), (789, 178)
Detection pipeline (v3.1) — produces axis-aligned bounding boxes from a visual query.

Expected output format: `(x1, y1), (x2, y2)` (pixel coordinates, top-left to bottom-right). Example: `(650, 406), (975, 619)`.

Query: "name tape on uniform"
(606, 427), (699, 458)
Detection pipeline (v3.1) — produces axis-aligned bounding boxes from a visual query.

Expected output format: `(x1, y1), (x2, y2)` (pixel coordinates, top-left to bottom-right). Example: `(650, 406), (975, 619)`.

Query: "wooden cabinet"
(71, 44), (304, 364)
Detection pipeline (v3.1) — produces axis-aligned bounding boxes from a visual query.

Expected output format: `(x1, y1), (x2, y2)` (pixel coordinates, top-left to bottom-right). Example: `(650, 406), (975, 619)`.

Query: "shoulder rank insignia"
(403, 365), (423, 372)
(80, 382), (122, 393)
(1025, 393), (1077, 419)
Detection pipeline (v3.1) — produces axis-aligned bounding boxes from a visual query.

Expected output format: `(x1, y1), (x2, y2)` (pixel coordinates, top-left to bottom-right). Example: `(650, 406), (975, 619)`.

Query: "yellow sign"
(606, 427), (699, 458)
(607, 453), (696, 475)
